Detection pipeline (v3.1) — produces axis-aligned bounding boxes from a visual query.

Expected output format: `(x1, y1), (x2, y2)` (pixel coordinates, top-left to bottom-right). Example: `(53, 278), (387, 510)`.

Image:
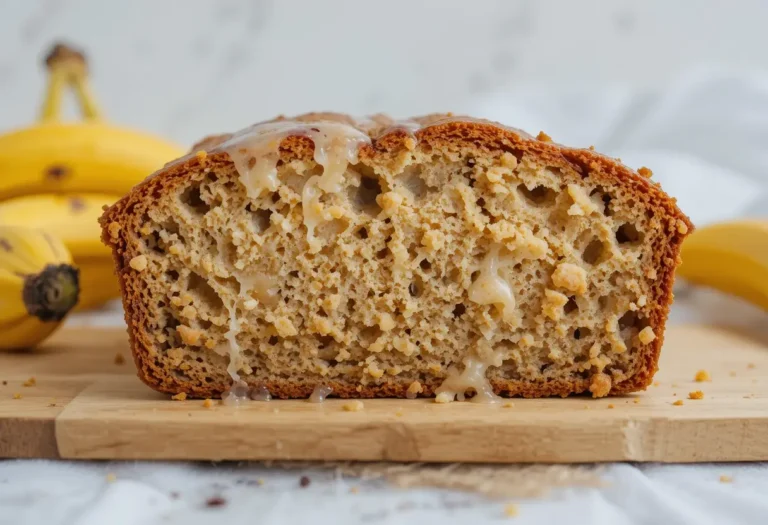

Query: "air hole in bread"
(180, 185), (210, 215)
(618, 311), (638, 331)
(574, 327), (591, 340)
(420, 259), (432, 272)
(356, 227), (368, 239)
(145, 230), (165, 254)
(360, 326), (382, 345)
(187, 272), (224, 310)
(396, 165), (431, 199)
(582, 239), (609, 265)
(590, 187), (613, 216)
(268, 335), (279, 345)
(352, 176), (383, 216)
(564, 296), (579, 315)
(164, 315), (180, 331)
(616, 223), (642, 245)
(250, 207), (272, 234)
(166, 269), (180, 280)
(452, 303), (466, 317)
(409, 276), (424, 298)
(376, 247), (389, 260)
(518, 185), (557, 206)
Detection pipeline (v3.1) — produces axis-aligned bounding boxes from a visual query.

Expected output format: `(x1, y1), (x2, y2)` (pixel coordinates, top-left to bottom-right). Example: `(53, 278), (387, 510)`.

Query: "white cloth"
(3, 68), (768, 524)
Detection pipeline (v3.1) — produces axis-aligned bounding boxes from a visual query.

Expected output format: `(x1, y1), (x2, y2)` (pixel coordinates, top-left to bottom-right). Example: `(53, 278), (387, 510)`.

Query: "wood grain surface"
(1, 325), (767, 463)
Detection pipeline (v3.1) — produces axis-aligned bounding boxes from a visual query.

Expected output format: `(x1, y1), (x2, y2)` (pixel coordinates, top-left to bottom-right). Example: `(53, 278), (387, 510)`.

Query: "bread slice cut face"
(100, 113), (691, 402)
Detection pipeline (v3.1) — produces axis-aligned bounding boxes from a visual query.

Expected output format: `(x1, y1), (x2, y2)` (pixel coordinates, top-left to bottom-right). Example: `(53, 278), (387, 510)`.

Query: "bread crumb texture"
(343, 400), (364, 412)
(694, 370), (711, 382)
(129, 255), (148, 271)
(688, 390), (704, 400)
(100, 113), (690, 400)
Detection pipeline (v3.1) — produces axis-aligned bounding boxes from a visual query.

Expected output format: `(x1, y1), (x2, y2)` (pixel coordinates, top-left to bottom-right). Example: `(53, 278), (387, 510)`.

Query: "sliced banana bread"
(100, 113), (691, 401)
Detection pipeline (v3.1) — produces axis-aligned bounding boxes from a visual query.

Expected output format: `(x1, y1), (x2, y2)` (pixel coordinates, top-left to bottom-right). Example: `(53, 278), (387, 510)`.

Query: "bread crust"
(100, 113), (691, 399)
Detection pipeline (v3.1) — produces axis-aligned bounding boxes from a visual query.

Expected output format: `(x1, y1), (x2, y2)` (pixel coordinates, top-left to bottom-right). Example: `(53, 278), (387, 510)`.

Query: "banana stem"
(39, 42), (102, 122)
(39, 68), (68, 122)
(71, 74), (101, 120)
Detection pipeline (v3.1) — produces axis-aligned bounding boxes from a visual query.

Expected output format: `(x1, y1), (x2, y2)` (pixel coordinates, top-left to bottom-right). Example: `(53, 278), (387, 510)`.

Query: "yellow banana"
(0, 193), (115, 258)
(0, 194), (121, 310)
(0, 225), (79, 350)
(678, 220), (768, 311)
(0, 122), (183, 200)
(0, 43), (184, 201)
(74, 258), (120, 311)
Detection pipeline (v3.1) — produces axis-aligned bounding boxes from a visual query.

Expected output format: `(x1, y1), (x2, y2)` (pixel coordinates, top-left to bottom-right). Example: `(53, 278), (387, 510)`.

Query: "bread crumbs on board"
(114, 353), (126, 365)
(12, 393), (21, 400)
(22, 377), (36, 387)
(202, 399), (214, 408)
(171, 392), (187, 401)
(343, 400), (364, 412)
(694, 370), (711, 382)
(688, 390), (704, 400)
(673, 400), (684, 406)
(719, 475), (733, 483)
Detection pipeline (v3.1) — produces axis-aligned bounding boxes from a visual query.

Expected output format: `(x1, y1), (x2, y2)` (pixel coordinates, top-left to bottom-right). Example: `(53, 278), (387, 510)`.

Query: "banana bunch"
(678, 220), (768, 311)
(0, 43), (183, 311)
(0, 226), (79, 350)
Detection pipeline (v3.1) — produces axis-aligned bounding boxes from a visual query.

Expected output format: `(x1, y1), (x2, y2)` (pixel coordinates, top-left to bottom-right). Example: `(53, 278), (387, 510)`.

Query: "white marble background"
(2, 0), (768, 146)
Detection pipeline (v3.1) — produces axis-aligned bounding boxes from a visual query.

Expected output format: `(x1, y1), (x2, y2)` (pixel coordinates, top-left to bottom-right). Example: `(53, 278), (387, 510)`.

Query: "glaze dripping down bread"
(100, 113), (691, 401)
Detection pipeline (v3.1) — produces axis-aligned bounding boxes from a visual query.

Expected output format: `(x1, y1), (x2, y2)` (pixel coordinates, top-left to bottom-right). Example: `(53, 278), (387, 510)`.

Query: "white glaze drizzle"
(468, 244), (516, 323)
(308, 385), (333, 403)
(220, 121), (370, 253)
(435, 355), (502, 404)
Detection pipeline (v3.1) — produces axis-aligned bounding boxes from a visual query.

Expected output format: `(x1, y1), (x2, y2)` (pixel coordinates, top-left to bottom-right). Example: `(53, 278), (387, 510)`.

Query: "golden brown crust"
(101, 113), (691, 399)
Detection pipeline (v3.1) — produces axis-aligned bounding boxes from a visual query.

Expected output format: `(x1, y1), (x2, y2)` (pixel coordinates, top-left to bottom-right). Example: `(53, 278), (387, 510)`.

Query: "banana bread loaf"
(100, 113), (691, 402)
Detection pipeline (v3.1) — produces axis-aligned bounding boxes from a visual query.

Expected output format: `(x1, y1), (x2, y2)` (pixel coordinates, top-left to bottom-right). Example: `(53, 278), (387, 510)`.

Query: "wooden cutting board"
(1, 324), (767, 463)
